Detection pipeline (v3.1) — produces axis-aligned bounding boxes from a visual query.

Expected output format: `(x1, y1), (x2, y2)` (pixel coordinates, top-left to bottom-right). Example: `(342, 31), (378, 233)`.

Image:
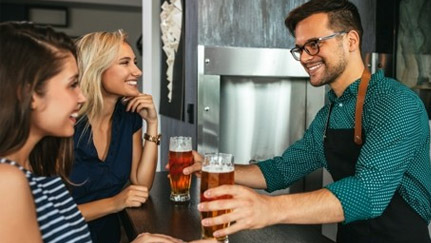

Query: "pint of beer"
(200, 153), (234, 242)
(168, 136), (193, 202)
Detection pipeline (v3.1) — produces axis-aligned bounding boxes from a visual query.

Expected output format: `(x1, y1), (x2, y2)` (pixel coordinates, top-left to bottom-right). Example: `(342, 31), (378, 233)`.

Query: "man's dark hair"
(285, 0), (363, 47)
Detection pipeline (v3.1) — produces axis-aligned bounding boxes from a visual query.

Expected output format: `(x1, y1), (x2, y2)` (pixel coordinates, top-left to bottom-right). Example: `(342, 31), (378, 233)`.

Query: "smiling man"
(189, 0), (431, 242)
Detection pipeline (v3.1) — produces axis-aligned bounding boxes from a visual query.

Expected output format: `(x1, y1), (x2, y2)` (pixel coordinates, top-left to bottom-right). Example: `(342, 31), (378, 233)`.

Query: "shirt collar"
(327, 69), (383, 103)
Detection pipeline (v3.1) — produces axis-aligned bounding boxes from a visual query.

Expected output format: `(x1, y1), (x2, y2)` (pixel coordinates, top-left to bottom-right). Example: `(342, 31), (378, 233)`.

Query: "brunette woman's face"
(101, 42), (142, 98)
(31, 53), (86, 138)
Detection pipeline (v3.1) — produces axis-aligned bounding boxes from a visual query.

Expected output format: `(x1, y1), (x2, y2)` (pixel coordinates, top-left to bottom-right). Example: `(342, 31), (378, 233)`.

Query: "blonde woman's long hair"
(75, 30), (128, 122)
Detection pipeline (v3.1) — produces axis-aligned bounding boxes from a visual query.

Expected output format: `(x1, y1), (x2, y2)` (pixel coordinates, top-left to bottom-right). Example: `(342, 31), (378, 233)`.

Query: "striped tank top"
(0, 158), (92, 243)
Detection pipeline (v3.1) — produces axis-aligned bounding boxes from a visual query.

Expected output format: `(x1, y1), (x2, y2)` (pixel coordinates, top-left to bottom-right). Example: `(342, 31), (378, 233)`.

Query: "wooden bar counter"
(121, 172), (334, 243)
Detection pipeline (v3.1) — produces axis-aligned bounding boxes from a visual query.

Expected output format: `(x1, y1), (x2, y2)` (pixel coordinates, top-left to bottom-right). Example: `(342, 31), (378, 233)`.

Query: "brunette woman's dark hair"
(0, 22), (77, 179)
(285, 0), (363, 49)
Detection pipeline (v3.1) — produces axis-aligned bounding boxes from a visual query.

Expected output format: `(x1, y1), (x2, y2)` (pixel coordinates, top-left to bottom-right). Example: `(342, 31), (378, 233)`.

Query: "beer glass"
(200, 153), (234, 242)
(168, 136), (193, 202)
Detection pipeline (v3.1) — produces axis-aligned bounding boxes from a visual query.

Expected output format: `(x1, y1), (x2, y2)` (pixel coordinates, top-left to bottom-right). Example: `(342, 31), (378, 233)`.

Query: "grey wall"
(55, 5), (142, 67)
(197, 0), (375, 52)
(198, 0), (307, 48)
(0, 2), (142, 67)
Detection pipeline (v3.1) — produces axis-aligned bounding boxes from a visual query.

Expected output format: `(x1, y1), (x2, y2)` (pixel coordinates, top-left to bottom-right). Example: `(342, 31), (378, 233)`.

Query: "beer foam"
(170, 146), (192, 152)
(202, 165), (234, 173)
(169, 137), (192, 152)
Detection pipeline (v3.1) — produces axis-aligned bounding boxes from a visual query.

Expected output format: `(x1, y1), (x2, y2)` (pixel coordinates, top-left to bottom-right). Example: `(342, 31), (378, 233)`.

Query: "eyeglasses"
(290, 31), (347, 61)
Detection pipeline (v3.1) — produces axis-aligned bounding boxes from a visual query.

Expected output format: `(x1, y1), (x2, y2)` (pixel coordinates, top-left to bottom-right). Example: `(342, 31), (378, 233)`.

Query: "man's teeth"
(309, 63), (322, 71)
(126, 81), (137, 85)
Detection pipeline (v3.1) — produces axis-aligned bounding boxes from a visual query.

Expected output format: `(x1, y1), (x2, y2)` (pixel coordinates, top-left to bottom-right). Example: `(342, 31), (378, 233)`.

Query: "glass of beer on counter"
(200, 153), (234, 243)
(168, 136), (194, 202)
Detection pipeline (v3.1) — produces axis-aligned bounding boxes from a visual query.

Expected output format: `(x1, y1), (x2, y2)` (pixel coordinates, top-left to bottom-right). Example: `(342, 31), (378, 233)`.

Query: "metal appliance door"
(198, 45), (324, 165)
(220, 76), (307, 163)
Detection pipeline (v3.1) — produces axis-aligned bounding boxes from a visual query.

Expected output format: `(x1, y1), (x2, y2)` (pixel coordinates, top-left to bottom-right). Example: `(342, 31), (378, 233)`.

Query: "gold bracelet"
(144, 133), (161, 145)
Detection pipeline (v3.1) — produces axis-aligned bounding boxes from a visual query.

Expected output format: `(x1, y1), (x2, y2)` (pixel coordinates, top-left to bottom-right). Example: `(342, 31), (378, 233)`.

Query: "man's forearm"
(272, 188), (345, 224)
(233, 165), (344, 224)
(234, 164), (267, 189)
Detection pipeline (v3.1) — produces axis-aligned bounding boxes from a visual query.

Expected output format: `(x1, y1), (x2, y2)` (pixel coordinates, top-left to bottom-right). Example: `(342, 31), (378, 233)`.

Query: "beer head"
(203, 153), (234, 172)
(169, 136), (192, 152)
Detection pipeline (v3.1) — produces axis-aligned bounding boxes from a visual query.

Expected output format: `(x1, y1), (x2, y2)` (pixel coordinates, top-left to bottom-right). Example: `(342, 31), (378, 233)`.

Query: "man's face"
(294, 13), (348, 87)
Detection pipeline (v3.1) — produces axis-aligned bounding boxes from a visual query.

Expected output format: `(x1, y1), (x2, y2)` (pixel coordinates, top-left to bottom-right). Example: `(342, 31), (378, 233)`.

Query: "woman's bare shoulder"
(0, 163), (33, 206)
(0, 163), (28, 187)
(0, 163), (41, 242)
(0, 164), (28, 186)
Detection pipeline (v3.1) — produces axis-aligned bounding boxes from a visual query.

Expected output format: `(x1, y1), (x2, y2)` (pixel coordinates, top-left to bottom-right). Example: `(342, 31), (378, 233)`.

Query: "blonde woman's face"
(101, 42), (142, 98)
(31, 54), (86, 138)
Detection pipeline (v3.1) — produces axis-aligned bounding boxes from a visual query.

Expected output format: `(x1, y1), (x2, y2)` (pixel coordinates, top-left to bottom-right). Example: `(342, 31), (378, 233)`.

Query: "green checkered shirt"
(257, 70), (431, 224)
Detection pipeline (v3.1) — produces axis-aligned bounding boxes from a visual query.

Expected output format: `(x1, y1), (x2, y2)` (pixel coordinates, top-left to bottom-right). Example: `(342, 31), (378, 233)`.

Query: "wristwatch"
(144, 133), (161, 145)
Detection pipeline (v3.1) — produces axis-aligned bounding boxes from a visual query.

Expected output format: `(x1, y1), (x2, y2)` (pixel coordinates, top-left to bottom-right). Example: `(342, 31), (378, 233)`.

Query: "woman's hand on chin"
(125, 93), (158, 124)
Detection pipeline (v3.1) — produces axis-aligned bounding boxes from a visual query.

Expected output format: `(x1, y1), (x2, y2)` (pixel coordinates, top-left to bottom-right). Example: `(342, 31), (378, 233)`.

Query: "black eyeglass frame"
(290, 31), (347, 61)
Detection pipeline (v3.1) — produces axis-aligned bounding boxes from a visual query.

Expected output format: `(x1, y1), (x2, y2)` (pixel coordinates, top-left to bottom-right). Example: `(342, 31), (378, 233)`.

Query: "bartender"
(188, 0), (431, 242)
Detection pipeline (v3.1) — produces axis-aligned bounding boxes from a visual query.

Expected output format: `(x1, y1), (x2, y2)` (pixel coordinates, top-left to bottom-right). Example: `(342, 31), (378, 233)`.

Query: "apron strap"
(354, 69), (371, 145)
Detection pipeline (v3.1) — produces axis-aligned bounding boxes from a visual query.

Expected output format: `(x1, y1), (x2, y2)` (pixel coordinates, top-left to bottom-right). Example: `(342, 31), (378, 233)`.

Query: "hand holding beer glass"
(168, 136), (194, 202)
(200, 153), (234, 243)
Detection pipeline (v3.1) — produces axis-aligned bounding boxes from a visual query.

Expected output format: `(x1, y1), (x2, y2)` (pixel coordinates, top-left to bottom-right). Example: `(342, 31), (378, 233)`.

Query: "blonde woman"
(70, 30), (160, 243)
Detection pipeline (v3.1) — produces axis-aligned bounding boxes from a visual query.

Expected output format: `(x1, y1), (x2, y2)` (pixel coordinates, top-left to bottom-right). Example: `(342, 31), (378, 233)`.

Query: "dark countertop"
(122, 172), (334, 243)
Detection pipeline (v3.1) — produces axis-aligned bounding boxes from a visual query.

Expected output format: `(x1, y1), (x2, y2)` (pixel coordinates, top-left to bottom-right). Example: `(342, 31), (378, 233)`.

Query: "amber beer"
(168, 137), (193, 202)
(200, 153), (234, 242)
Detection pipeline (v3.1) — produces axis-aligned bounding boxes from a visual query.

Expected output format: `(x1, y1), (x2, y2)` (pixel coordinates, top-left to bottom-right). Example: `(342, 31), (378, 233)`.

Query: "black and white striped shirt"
(0, 158), (92, 243)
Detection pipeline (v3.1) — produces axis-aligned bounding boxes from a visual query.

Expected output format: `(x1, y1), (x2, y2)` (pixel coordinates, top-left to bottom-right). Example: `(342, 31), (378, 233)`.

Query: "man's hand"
(132, 232), (219, 243)
(183, 151), (203, 177)
(197, 184), (277, 239)
(166, 150), (203, 178)
(131, 232), (184, 243)
(189, 239), (218, 243)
